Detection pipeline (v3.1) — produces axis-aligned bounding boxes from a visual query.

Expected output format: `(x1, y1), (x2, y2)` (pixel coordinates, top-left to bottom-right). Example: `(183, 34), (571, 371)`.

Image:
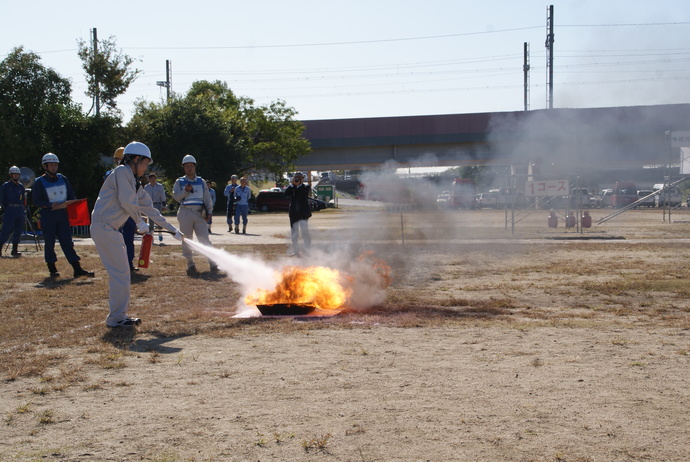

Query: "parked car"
(569, 188), (596, 208)
(476, 190), (499, 208)
(636, 190), (656, 207)
(255, 191), (326, 212)
(436, 191), (451, 209)
(600, 189), (613, 207)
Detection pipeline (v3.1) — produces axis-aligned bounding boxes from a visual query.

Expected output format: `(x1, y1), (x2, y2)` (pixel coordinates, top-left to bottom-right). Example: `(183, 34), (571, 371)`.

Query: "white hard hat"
(123, 141), (152, 160)
(9, 166), (20, 174)
(182, 154), (197, 165)
(42, 153), (60, 164)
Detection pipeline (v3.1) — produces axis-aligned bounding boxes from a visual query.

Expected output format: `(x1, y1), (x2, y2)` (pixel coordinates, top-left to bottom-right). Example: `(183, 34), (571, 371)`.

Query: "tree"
(0, 47), (73, 164)
(77, 32), (141, 116)
(0, 46), (122, 202)
(447, 165), (497, 190)
(127, 80), (310, 186)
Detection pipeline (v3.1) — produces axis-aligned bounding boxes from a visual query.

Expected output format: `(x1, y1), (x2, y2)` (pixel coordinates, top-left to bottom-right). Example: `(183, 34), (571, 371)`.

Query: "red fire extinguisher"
(138, 233), (153, 268)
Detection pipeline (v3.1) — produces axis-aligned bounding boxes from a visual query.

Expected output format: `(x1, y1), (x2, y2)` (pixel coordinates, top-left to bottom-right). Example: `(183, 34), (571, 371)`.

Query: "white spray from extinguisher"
(182, 238), (278, 314)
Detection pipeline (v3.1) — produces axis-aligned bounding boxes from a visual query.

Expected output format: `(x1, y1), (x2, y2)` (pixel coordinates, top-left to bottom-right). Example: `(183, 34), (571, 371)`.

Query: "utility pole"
(523, 42), (530, 111)
(545, 5), (555, 109)
(166, 59), (171, 102)
(157, 60), (172, 103)
(91, 28), (100, 116)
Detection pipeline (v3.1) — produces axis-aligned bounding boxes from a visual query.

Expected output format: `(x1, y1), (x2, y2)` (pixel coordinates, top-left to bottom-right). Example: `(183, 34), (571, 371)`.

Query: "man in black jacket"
(284, 172), (312, 256)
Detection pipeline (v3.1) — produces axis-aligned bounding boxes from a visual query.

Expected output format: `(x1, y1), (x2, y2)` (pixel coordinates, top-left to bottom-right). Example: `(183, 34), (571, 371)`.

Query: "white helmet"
(42, 153), (60, 164)
(9, 166), (20, 174)
(123, 141), (152, 160)
(182, 154), (197, 165)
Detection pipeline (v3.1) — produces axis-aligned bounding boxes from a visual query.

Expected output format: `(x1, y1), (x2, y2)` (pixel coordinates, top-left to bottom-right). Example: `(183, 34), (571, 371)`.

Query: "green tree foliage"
(0, 47), (73, 165)
(77, 34), (141, 115)
(127, 80), (310, 185)
(447, 165), (497, 189)
(0, 46), (120, 202)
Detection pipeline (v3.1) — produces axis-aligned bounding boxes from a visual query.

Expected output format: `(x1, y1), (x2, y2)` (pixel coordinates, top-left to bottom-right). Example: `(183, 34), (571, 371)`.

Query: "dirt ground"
(1, 204), (690, 461)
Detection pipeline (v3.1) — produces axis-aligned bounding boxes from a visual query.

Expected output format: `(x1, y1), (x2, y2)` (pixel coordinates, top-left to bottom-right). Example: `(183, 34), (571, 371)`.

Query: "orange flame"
(245, 265), (351, 310)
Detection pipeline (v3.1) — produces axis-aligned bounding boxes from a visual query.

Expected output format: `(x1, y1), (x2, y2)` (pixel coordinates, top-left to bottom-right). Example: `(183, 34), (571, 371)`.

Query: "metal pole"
(545, 5), (554, 109)
(523, 42), (530, 111)
(400, 213), (405, 246)
(92, 28), (100, 116)
(166, 60), (171, 102)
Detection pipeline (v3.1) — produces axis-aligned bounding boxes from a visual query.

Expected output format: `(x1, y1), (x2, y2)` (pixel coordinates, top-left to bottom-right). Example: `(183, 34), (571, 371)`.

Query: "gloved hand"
(173, 229), (185, 242)
(137, 220), (150, 234)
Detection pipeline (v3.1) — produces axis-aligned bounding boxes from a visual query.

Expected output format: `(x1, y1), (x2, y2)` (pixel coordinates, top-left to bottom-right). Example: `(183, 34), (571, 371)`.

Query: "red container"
(138, 233), (153, 268)
(548, 211), (558, 228)
(565, 212), (576, 229)
(581, 211), (592, 228)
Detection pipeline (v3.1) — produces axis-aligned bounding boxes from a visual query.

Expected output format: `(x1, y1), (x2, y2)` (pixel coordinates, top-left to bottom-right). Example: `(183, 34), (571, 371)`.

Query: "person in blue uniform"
(0, 166), (26, 257)
(32, 153), (94, 278)
(223, 175), (238, 232)
(233, 177), (252, 234)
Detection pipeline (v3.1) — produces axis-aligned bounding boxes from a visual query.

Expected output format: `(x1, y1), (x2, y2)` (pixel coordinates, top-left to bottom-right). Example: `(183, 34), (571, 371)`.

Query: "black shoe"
(47, 263), (60, 278)
(186, 265), (198, 276)
(72, 261), (95, 278)
(108, 317), (141, 327)
(74, 268), (95, 278)
(11, 244), (21, 257)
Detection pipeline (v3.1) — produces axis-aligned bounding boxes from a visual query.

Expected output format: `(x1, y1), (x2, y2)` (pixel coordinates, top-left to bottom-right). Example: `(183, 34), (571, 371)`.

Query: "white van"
(652, 184), (683, 207)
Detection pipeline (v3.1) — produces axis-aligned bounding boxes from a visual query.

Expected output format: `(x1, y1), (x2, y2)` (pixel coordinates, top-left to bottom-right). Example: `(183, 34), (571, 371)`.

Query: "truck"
(611, 181), (638, 208)
(652, 183), (683, 207)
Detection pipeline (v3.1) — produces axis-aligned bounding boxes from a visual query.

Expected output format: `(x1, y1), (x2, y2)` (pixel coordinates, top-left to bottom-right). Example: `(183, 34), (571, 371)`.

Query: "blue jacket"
(0, 180), (26, 209)
(32, 173), (76, 216)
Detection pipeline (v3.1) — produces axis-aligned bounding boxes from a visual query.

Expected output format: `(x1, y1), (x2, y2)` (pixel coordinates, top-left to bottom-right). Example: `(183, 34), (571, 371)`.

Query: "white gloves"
(173, 229), (184, 241)
(137, 220), (150, 234)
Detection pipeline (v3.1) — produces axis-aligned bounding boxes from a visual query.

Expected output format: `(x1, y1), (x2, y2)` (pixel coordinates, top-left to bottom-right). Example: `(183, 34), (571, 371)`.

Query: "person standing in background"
(173, 154), (218, 276)
(223, 175), (238, 233)
(285, 172), (312, 257)
(0, 166), (26, 257)
(144, 172), (167, 242)
(206, 180), (216, 234)
(233, 177), (251, 235)
(32, 153), (94, 278)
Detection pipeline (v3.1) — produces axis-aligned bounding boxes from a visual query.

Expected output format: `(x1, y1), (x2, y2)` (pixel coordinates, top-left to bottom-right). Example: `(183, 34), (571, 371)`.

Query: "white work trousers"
(290, 219), (311, 254)
(178, 206), (213, 268)
(90, 222), (132, 326)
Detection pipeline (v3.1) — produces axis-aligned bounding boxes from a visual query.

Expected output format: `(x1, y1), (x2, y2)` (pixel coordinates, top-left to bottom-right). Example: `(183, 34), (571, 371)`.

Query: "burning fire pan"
(256, 303), (317, 316)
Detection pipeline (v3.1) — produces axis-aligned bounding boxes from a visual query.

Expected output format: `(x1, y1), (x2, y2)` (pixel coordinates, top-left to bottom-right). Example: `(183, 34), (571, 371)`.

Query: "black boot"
(11, 243), (21, 257)
(48, 262), (60, 278)
(71, 260), (95, 278)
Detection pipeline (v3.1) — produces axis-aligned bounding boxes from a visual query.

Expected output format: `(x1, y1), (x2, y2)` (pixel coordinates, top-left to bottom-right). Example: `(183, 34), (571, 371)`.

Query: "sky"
(1, 0), (689, 123)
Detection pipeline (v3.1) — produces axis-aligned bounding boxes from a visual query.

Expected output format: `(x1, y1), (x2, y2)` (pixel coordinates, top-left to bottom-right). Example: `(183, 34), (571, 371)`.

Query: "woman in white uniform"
(91, 141), (184, 327)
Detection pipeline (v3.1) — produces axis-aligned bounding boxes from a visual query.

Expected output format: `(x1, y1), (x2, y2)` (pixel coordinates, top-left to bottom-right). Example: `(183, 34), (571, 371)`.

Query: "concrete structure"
(297, 104), (690, 174)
